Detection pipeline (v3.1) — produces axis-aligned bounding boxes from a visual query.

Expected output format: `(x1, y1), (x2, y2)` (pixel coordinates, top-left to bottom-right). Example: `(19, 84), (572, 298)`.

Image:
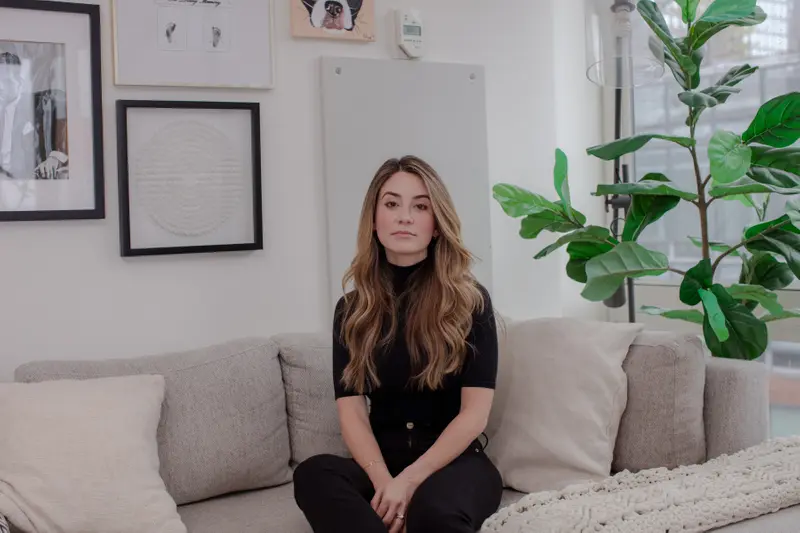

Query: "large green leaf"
(679, 90), (720, 109)
(743, 214), (799, 240)
(594, 175), (698, 201)
(638, 1), (697, 77)
(747, 232), (800, 278)
(689, 7), (766, 50)
(640, 305), (704, 324)
(750, 145), (800, 172)
(742, 92), (800, 148)
(534, 226), (614, 260)
(565, 241), (615, 283)
(786, 196), (800, 228)
(709, 167), (800, 197)
(680, 258), (713, 305)
(519, 211), (581, 239)
(761, 309), (800, 322)
(708, 131), (752, 183)
(688, 236), (740, 256)
(493, 184), (562, 218)
(702, 284), (769, 360)
(587, 134), (695, 161)
(726, 284), (785, 315)
(615, 174), (682, 241)
(699, 288), (730, 342)
(688, 65), (758, 127)
(697, 0), (756, 23)
(581, 242), (669, 301)
(741, 252), (795, 290)
(553, 148), (578, 224)
(676, 0), (700, 23)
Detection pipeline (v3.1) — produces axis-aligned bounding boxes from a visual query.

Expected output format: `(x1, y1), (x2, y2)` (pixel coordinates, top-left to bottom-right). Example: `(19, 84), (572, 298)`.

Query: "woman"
(294, 155), (503, 533)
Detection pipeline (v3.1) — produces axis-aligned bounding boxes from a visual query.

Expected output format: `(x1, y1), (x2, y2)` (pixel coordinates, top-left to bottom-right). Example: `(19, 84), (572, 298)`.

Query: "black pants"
(293, 434), (503, 533)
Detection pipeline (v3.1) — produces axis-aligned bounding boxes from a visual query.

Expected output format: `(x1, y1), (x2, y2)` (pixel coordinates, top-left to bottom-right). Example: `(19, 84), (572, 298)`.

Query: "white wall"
(0, 0), (605, 380)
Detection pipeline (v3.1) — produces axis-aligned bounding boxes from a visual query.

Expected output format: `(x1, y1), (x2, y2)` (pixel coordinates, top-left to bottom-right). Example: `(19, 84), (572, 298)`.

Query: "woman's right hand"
(371, 475), (413, 532)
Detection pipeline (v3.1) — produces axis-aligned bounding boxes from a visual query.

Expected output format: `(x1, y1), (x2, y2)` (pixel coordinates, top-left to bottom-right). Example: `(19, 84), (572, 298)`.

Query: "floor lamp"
(585, 0), (665, 322)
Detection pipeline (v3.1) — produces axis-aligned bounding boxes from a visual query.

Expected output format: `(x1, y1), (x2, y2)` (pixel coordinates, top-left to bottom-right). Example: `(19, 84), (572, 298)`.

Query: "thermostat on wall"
(396, 9), (424, 59)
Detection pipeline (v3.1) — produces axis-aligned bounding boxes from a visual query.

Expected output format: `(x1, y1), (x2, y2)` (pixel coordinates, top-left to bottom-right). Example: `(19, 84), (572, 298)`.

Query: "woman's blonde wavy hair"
(338, 155), (485, 394)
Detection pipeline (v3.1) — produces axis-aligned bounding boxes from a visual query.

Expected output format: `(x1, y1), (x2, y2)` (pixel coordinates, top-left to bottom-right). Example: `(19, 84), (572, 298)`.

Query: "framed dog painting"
(291, 0), (375, 42)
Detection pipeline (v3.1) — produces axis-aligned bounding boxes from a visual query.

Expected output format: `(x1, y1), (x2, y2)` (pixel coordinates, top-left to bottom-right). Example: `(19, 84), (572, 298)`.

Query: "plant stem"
(689, 122), (710, 261)
(702, 174), (712, 188)
(711, 219), (791, 274)
(668, 267), (687, 276)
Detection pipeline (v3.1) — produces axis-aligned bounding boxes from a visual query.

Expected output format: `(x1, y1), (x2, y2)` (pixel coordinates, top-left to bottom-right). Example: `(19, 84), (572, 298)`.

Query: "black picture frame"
(0, 0), (104, 221)
(116, 99), (263, 257)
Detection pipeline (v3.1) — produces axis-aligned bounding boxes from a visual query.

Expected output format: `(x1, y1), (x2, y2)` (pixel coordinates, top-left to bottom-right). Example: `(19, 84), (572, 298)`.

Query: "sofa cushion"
(612, 331), (706, 473)
(274, 333), (350, 464)
(178, 483), (311, 533)
(0, 375), (186, 533)
(485, 317), (643, 494)
(14, 338), (292, 506)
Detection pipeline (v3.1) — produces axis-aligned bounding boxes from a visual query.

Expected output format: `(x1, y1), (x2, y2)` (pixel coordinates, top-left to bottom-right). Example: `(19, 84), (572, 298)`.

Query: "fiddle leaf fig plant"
(493, 0), (800, 361)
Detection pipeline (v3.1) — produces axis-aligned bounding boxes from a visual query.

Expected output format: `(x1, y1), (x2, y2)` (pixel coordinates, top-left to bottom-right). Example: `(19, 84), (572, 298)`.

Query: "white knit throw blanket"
(481, 436), (800, 533)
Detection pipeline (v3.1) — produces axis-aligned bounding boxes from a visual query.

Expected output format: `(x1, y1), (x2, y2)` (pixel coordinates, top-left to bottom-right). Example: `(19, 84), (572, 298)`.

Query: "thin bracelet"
(363, 459), (383, 471)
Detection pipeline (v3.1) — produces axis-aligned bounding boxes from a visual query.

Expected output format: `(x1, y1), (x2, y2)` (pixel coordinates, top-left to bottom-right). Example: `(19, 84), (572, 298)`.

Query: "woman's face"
(374, 171), (437, 266)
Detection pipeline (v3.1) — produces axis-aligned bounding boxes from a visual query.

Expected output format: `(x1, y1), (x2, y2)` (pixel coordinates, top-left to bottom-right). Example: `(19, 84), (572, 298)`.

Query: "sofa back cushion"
(274, 333), (350, 464)
(14, 337), (292, 506)
(613, 331), (707, 473)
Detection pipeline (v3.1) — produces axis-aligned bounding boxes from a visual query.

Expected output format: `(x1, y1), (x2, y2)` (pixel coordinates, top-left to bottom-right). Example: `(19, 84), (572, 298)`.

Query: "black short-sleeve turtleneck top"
(331, 257), (498, 435)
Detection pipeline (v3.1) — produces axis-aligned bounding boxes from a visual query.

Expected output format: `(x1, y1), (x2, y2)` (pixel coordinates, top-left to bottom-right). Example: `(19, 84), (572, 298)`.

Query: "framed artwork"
(116, 100), (263, 257)
(112, 0), (275, 89)
(291, 0), (375, 42)
(0, 0), (104, 221)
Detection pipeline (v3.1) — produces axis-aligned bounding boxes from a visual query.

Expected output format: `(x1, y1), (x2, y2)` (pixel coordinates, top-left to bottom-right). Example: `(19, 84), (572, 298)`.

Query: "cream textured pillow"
(485, 317), (644, 494)
(0, 375), (186, 533)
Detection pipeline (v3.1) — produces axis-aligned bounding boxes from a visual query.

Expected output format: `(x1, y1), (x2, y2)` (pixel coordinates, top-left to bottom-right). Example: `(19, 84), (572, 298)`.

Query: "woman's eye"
(415, 204), (429, 211)
(385, 201), (398, 208)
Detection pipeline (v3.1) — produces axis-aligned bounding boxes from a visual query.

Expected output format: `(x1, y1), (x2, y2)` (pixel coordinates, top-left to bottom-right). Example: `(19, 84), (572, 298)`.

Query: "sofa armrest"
(704, 357), (770, 460)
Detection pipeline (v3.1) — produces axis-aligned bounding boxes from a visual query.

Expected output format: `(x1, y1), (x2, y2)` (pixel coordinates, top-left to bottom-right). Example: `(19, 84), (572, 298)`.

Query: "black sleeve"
(332, 296), (360, 399)
(460, 285), (499, 389)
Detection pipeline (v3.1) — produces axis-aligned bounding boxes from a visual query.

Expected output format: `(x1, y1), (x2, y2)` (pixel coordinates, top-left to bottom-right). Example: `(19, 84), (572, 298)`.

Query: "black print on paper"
(158, 7), (188, 51)
(302, 0), (363, 31)
(0, 43), (69, 181)
(204, 9), (231, 52)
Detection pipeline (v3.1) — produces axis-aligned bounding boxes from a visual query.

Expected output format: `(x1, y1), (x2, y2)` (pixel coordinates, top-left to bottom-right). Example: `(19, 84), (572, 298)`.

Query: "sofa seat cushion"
(14, 338), (292, 506)
(178, 483), (311, 533)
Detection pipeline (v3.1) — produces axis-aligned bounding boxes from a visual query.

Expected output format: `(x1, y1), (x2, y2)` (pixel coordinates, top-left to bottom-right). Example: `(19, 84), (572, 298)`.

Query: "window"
(630, 0), (800, 437)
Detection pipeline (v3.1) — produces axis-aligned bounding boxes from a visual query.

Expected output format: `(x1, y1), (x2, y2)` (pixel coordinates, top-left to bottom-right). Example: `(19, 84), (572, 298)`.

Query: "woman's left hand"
(371, 473), (419, 533)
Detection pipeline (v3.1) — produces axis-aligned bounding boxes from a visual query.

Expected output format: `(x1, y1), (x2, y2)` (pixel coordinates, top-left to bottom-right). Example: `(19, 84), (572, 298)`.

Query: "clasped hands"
(371, 471), (419, 533)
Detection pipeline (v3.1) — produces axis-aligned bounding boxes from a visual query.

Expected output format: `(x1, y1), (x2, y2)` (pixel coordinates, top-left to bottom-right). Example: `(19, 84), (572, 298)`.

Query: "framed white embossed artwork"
(112, 0), (275, 89)
(116, 100), (263, 257)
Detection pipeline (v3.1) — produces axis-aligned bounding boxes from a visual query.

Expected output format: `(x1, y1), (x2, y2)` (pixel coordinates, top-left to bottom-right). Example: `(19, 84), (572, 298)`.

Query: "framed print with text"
(0, 0), (104, 221)
(112, 0), (275, 89)
(117, 100), (263, 257)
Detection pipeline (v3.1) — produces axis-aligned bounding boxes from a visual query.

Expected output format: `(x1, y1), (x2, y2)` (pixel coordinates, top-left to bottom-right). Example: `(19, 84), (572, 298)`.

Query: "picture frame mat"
(112, 0), (275, 89)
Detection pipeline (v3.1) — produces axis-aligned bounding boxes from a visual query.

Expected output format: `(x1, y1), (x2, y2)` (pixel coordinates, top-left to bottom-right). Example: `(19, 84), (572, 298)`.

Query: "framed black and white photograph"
(117, 100), (263, 257)
(112, 0), (275, 89)
(0, 0), (104, 221)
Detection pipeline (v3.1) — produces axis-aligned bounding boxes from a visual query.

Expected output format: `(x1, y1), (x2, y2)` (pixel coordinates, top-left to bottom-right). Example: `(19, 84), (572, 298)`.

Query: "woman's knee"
(293, 454), (341, 499)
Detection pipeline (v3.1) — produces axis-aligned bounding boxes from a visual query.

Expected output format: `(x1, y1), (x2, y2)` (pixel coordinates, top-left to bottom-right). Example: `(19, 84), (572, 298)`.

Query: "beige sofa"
(12, 329), (800, 532)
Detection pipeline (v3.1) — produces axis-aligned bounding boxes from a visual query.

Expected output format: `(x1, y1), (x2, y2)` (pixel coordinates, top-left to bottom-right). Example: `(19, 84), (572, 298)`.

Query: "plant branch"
(668, 267), (687, 276)
(702, 174), (712, 188)
(711, 219), (792, 273)
(689, 142), (710, 261)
